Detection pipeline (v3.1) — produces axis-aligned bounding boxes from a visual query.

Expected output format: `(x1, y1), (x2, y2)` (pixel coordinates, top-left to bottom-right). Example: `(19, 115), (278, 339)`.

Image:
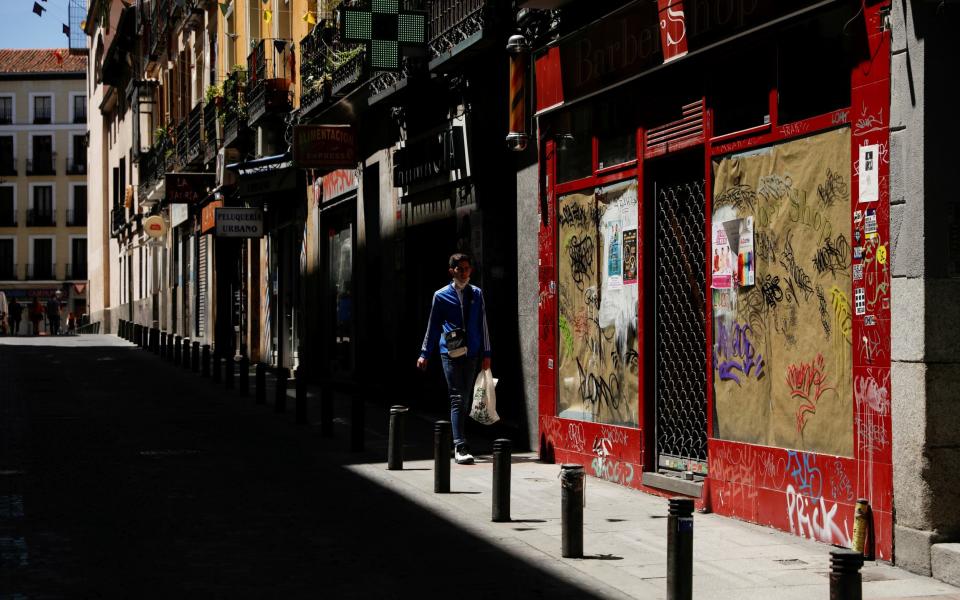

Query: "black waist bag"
(443, 286), (472, 358)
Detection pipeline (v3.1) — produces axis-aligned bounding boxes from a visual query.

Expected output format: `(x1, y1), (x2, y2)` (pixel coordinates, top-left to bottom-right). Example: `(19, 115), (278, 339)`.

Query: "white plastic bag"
(469, 368), (499, 425)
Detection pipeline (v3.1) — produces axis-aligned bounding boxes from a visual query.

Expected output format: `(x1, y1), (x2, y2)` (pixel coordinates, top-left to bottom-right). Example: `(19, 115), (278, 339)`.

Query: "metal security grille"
(655, 180), (708, 473)
(197, 235), (207, 336)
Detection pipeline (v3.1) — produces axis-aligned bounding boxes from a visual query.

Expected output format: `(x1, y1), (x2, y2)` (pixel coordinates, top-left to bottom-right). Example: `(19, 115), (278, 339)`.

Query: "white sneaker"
(455, 445), (475, 465)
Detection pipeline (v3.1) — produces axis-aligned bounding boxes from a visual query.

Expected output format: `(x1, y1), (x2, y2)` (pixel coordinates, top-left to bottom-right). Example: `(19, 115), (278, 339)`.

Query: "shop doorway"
(646, 151), (708, 475)
(321, 202), (355, 379)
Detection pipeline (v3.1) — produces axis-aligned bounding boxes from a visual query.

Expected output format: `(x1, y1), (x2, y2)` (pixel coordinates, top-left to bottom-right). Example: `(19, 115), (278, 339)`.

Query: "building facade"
(514, 0), (960, 580)
(0, 50), (88, 330)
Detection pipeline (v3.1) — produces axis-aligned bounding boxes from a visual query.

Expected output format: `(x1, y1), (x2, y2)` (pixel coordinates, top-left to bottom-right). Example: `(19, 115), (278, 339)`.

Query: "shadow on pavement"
(0, 341), (603, 598)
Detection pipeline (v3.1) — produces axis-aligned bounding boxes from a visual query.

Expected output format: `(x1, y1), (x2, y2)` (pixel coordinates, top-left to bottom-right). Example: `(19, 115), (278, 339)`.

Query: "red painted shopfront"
(534, 0), (893, 559)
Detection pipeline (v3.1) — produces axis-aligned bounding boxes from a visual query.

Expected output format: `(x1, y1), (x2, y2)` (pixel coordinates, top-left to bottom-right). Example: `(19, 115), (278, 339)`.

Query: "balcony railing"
(0, 114), (11, 125)
(428, 0), (489, 65)
(73, 109), (87, 124)
(203, 97), (220, 164)
(26, 209), (55, 227)
(186, 103), (203, 165)
(27, 263), (56, 280)
(0, 263), (16, 280)
(176, 118), (189, 167)
(247, 39), (294, 125)
(66, 155), (87, 175)
(33, 114), (52, 125)
(0, 211), (17, 227)
(332, 47), (367, 96)
(299, 25), (331, 114)
(65, 263), (87, 280)
(222, 69), (248, 148)
(27, 153), (57, 175)
(0, 156), (16, 175)
(66, 209), (86, 226)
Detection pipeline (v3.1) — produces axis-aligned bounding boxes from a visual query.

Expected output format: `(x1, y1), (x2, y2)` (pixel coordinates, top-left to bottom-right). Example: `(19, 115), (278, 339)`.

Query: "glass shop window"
(777, 7), (852, 124)
(706, 46), (774, 137)
(555, 106), (593, 184)
(596, 97), (636, 170)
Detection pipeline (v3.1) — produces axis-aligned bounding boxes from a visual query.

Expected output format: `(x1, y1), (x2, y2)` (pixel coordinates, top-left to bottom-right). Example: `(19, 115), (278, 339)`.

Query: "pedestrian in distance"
(0, 290), (7, 336)
(46, 291), (63, 336)
(9, 299), (22, 336)
(67, 311), (77, 335)
(417, 253), (492, 465)
(29, 297), (43, 336)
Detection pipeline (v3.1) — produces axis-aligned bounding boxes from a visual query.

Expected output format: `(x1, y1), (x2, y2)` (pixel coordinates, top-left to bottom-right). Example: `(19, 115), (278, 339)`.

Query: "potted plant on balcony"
(205, 84), (223, 109)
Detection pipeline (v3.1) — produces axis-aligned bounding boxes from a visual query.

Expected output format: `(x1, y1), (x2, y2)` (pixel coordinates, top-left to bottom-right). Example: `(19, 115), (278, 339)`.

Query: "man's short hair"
(449, 253), (471, 269)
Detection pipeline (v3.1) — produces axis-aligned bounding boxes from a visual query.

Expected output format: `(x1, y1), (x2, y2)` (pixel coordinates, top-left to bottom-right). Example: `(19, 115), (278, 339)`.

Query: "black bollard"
(201, 344), (210, 377)
(166, 333), (174, 361)
(434, 421), (451, 493)
(225, 355), (235, 390)
(191, 341), (200, 372)
(151, 328), (159, 353)
(212, 352), (222, 383)
(255, 363), (266, 404)
(560, 464), (585, 558)
(182, 338), (191, 370)
(387, 405), (408, 470)
(133, 324), (140, 347)
(173, 335), (182, 366)
(295, 368), (307, 424)
(350, 395), (364, 452)
(319, 382), (334, 437)
(238, 356), (249, 396)
(160, 332), (167, 359)
(830, 549), (863, 600)
(274, 367), (288, 413)
(667, 497), (694, 600)
(492, 439), (512, 522)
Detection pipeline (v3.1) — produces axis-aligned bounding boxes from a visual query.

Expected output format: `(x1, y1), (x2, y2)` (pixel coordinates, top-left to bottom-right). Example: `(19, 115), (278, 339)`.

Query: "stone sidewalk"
(344, 443), (960, 600)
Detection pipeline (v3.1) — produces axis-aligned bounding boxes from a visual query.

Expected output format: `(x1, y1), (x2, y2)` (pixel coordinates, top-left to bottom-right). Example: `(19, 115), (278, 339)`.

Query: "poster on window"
(623, 228), (638, 284)
(738, 216), (755, 287)
(606, 220), (623, 289)
(711, 221), (734, 289)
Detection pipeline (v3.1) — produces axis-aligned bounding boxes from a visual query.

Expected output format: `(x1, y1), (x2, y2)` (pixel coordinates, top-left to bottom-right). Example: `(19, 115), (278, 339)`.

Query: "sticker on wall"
(853, 246), (864, 260)
(865, 315), (877, 326)
(738, 217), (755, 287)
(711, 221), (734, 289)
(853, 263), (864, 281)
(855, 288), (866, 316)
(864, 209), (878, 239)
(853, 210), (863, 224)
(859, 144), (880, 203)
(622, 228), (638, 285)
(607, 222), (623, 289)
(876, 245), (887, 265)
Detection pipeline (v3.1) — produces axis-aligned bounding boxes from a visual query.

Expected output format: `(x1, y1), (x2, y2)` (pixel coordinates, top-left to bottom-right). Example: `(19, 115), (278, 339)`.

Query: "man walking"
(417, 253), (491, 465)
(45, 291), (63, 336)
(8, 298), (22, 335)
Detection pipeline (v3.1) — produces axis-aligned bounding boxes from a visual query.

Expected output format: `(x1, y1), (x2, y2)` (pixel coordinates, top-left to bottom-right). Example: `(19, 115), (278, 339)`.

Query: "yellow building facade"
(0, 50), (88, 331)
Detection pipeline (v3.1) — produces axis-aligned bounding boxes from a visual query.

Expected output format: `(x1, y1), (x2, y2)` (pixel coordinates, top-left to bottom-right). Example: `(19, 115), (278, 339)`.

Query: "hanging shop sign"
(170, 203), (190, 228)
(166, 173), (215, 204)
(393, 126), (467, 188)
(292, 125), (357, 170)
(201, 200), (223, 234)
(143, 214), (168, 239)
(215, 207), (264, 238)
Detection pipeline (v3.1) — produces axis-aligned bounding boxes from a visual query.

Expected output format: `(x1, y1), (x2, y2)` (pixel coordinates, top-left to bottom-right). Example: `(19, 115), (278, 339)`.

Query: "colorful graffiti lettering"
(714, 320), (766, 384)
(591, 436), (635, 485)
(786, 354), (834, 434)
(830, 461), (855, 502)
(855, 371), (890, 415)
(787, 451), (823, 500)
(567, 422), (586, 453)
(786, 484), (852, 546)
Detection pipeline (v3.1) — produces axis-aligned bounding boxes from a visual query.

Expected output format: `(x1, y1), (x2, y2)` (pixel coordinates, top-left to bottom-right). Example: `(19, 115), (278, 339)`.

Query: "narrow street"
(0, 336), (598, 598)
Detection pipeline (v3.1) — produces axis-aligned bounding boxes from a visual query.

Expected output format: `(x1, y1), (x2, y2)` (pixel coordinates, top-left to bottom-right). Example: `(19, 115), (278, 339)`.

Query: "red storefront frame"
(536, 1), (893, 559)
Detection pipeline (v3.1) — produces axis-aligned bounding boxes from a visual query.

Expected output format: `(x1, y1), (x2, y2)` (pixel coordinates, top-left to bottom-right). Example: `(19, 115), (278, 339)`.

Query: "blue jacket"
(420, 282), (491, 359)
